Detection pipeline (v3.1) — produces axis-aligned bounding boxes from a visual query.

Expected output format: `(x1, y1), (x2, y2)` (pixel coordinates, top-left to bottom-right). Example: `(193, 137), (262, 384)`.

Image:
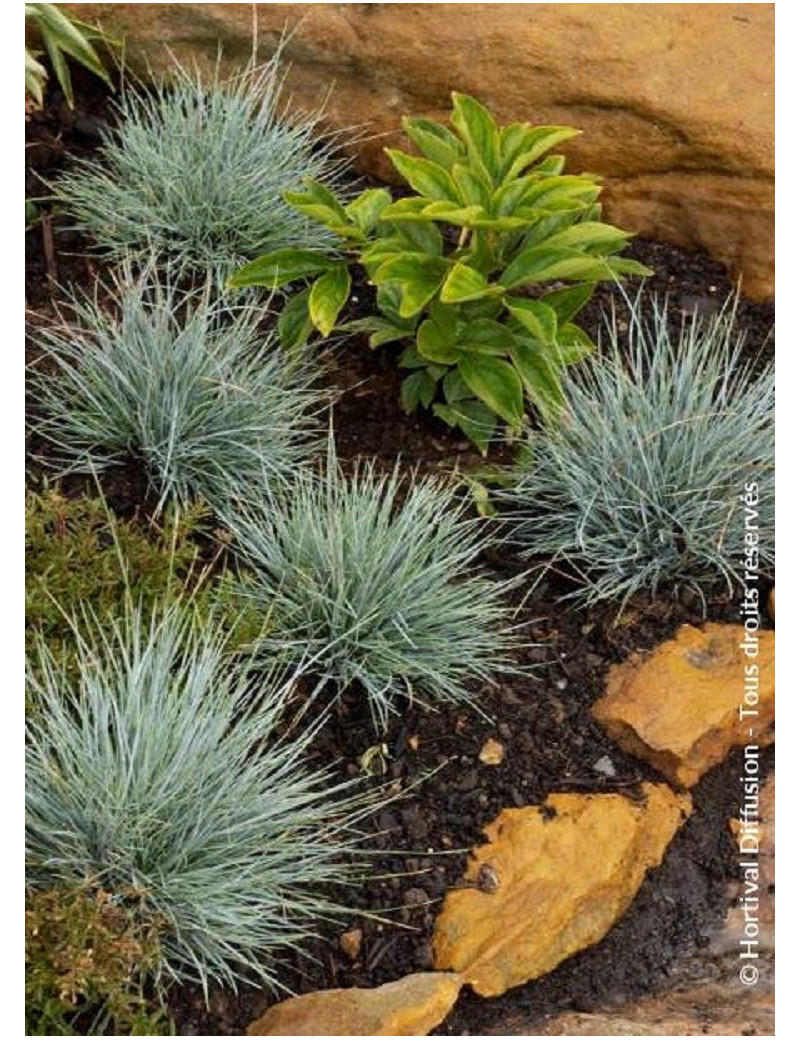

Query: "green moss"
(25, 884), (172, 1035)
(25, 488), (263, 687)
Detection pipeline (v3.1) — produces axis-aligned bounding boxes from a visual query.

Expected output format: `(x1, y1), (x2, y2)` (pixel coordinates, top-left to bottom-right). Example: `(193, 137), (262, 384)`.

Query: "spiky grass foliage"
(500, 295), (775, 608)
(223, 451), (523, 729)
(26, 600), (376, 994)
(52, 54), (348, 283)
(28, 271), (325, 511)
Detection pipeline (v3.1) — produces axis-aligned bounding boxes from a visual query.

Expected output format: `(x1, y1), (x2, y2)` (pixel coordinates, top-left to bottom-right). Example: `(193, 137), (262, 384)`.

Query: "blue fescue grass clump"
(500, 295), (775, 609)
(53, 53), (349, 284)
(25, 600), (375, 995)
(28, 269), (325, 511)
(223, 448), (523, 730)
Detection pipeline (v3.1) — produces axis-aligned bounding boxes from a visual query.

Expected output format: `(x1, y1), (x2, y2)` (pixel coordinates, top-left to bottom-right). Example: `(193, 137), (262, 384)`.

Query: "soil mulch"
(25, 75), (775, 1037)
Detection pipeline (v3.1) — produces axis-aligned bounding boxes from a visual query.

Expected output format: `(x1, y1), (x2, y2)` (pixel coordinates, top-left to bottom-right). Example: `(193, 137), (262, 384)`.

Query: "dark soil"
(25, 65), (114, 308)
(25, 75), (775, 1036)
(167, 593), (774, 1036)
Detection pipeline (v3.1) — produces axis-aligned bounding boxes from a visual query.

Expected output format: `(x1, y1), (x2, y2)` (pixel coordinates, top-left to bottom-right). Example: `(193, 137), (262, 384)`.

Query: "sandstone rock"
(338, 927), (363, 962)
(712, 771), (775, 955)
(247, 972), (462, 1036)
(593, 624), (775, 788)
(66, 3), (774, 299)
(531, 978), (774, 1036)
(479, 738), (505, 766)
(432, 783), (691, 998)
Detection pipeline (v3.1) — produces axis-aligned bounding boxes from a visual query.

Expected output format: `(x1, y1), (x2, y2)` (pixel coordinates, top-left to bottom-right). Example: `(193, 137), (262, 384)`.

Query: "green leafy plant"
(26, 600), (380, 994)
(223, 445), (523, 730)
(53, 52), (349, 284)
(231, 92), (651, 451)
(25, 884), (171, 1035)
(25, 3), (113, 109)
(28, 270), (325, 511)
(499, 294), (775, 609)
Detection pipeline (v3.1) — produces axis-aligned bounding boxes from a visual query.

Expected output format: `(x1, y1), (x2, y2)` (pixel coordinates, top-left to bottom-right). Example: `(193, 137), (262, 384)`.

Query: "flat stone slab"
(432, 783), (691, 997)
(246, 972), (462, 1036)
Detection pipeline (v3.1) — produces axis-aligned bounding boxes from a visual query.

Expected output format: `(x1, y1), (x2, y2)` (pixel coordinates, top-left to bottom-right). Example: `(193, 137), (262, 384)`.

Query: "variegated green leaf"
(458, 354), (524, 426)
(440, 262), (493, 304)
(450, 92), (499, 181)
(309, 265), (351, 337)
(505, 299), (558, 344)
(401, 369), (438, 413)
(229, 249), (337, 290)
(509, 339), (565, 423)
(384, 149), (458, 202)
(278, 287), (314, 352)
(345, 188), (393, 233)
(539, 284), (595, 326)
(402, 117), (465, 169)
(417, 318), (462, 364)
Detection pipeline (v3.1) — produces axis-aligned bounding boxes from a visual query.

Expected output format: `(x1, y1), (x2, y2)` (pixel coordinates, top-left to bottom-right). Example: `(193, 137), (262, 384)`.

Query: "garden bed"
(25, 71), (775, 1037)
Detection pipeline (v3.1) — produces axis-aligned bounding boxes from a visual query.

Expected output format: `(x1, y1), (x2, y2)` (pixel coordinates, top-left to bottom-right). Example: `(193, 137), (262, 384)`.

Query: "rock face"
(67, 3), (774, 300)
(593, 624), (775, 788)
(521, 977), (775, 1036)
(246, 972), (462, 1036)
(713, 770), (776, 955)
(432, 784), (691, 998)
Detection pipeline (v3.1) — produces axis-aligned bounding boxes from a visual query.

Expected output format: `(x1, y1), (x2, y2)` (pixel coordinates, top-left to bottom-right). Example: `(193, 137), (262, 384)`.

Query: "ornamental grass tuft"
(53, 52), (349, 284)
(28, 270), (325, 511)
(223, 448), (523, 729)
(26, 599), (376, 995)
(500, 294), (775, 609)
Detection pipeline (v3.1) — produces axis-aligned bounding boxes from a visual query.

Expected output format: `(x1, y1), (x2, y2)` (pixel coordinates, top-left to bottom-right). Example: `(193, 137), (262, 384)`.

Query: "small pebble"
(593, 755), (617, 778)
(479, 738), (505, 765)
(678, 293), (720, 318)
(339, 928), (363, 961)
